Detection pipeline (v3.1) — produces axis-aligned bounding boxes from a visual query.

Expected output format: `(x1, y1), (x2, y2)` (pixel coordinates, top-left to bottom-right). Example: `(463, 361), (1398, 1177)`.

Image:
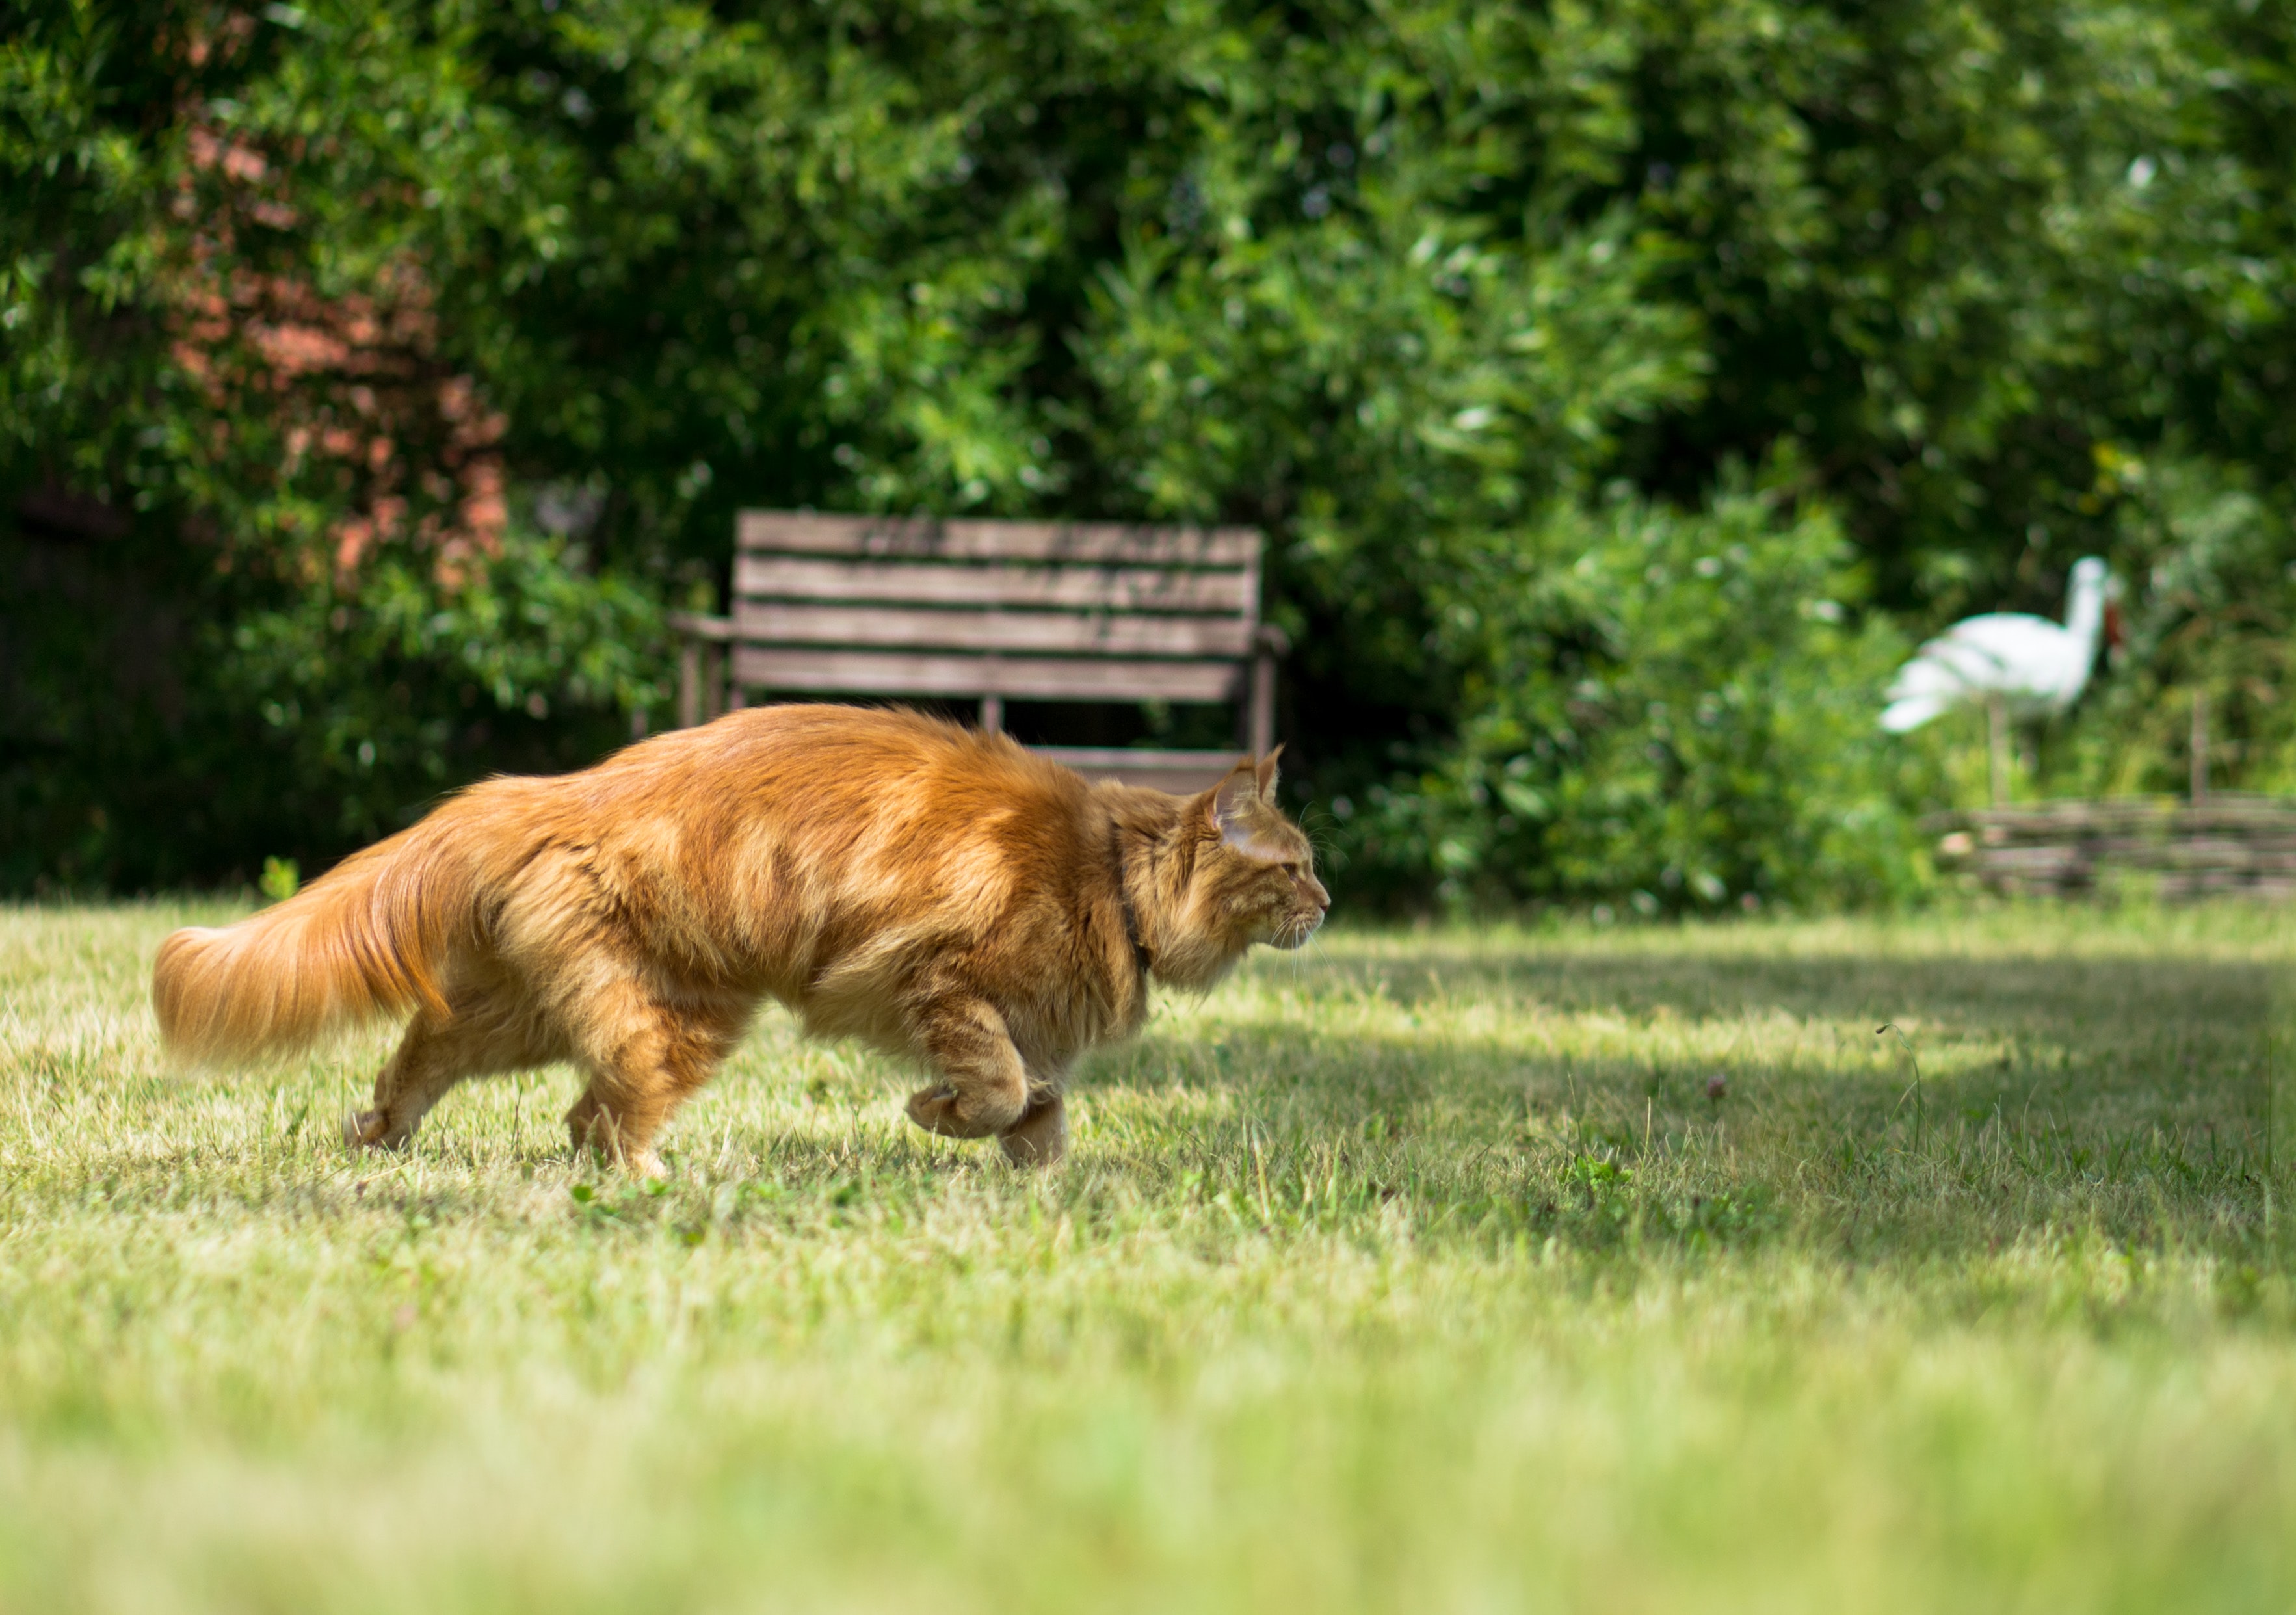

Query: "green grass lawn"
(2, 901), (2293, 1612)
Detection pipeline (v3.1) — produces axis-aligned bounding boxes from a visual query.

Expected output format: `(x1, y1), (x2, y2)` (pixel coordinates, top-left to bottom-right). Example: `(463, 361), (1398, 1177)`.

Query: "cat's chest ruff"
(997, 916), (1152, 1070)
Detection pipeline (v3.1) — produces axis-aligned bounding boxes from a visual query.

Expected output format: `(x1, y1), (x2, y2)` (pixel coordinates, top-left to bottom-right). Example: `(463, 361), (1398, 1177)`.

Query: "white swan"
(1881, 557), (2119, 733)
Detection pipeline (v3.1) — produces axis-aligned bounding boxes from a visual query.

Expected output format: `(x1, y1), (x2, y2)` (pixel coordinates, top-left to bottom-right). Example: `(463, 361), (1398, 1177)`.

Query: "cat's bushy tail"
(153, 819), (479, 1063)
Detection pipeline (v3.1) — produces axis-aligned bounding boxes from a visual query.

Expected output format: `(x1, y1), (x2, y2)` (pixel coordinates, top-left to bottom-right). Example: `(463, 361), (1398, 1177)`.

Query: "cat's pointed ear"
(1213, 764), (1258, 835)
(1213, 763), (1288, 861)
(1253, 745), (1284, 801)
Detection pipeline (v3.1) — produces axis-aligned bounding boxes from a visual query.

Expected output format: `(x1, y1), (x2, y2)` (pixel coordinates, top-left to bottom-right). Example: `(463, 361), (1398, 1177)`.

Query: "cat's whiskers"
(1292, 921), (1330, 986)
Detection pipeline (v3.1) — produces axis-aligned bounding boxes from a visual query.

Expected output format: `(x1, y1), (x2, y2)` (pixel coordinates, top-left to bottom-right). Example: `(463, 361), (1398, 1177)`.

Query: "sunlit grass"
(1, 900), (2292, 1612)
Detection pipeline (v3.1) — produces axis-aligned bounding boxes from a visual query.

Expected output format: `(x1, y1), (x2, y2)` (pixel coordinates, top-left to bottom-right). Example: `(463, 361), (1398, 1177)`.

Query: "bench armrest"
(670, 612), (737, 728)
(668, 610), (737, 642)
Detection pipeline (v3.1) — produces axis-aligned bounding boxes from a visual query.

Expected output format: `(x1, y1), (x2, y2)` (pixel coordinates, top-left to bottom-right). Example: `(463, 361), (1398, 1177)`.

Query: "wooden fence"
(1928, 793), (2296, 900)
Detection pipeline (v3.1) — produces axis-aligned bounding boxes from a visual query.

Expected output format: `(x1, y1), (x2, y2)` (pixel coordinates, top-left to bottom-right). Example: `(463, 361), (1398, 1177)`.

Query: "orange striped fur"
(151, 705), (1328, 1173)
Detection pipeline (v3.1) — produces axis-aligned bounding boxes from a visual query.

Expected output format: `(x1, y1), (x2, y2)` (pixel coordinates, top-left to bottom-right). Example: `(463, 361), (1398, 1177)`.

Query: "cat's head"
(1179, 750), (1330, 958)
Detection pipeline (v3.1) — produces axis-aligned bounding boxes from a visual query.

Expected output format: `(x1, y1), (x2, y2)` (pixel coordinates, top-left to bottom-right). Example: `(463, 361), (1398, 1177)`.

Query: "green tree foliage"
(3, 0), (2289, 902)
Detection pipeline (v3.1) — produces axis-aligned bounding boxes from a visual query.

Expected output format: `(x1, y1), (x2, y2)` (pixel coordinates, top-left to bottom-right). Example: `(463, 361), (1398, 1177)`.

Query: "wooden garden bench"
(668, 511), (1284, 794)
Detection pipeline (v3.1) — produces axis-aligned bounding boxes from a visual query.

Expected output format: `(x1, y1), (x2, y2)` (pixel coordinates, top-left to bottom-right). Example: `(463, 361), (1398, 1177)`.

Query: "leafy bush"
(2057, 453), (2296, 798)
(1351, 470), (1929, 910)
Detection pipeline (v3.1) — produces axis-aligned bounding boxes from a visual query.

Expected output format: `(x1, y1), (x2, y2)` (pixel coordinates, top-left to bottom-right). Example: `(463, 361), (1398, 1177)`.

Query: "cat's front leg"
(903, 992), (1029, 1141)
(997, 1092), (1066, 1166)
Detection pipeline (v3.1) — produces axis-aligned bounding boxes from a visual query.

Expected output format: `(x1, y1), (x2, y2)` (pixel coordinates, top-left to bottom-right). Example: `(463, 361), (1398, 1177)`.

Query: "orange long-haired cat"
(152, 705), (1328, 1174)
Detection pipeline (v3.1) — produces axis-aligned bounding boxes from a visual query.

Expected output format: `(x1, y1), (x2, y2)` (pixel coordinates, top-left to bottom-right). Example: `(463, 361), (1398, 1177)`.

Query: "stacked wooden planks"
(1928, 793), (2296, 900)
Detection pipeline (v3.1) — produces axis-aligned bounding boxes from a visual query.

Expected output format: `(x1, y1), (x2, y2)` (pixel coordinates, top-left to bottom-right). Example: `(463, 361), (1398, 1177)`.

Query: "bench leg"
(678, 640), (700, 729)
(980, 694), (1003, 733)
(1248, 648), (1276, 758)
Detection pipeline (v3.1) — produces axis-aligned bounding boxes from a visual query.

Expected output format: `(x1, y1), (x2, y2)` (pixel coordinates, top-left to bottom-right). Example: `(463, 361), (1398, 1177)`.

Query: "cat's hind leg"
(345, 989), (559, 1152)
(561, 975), (743, 1178)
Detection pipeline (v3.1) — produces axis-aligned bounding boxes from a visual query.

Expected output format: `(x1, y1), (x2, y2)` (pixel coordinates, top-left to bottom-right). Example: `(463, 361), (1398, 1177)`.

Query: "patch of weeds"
(2218, 1262), (2266, 1321)
(567, 1177), (670, 1229)
(1563, 1151), (1635, 1210)
(1662, 1185), (1780, 1252)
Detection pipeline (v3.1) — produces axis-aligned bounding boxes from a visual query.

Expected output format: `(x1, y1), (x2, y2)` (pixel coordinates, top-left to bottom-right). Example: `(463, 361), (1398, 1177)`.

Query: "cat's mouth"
(1270, 910), (1324, 950)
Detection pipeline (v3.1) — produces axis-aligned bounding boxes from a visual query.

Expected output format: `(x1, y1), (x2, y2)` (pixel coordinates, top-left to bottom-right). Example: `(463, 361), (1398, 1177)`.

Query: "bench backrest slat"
(738, 511), (1260, 572)
(732, 602), (1255, 661)
(733, 555), (1253, 615)
(731, 646), (1243, 704)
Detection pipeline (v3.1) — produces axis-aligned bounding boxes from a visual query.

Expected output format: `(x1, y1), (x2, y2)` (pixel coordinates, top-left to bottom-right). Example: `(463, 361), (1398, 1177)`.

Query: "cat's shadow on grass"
(1282, 945), (2276, 1040)
(1083, 945), (2279, 1156)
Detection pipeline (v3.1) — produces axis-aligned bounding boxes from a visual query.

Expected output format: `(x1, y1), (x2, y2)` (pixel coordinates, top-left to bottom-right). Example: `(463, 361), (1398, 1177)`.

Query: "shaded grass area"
(1, 903), (2292, 1612)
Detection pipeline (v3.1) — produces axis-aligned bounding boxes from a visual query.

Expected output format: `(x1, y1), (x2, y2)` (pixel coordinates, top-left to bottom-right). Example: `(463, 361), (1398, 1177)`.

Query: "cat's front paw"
(905, 1084), (1005, 1140)
(343, 1109), (411, 1151)
(998, 1094), (1067, 1167)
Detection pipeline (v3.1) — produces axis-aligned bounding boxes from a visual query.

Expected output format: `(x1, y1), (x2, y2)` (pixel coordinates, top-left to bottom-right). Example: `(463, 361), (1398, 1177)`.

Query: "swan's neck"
(2062, 573), (2106, 653)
